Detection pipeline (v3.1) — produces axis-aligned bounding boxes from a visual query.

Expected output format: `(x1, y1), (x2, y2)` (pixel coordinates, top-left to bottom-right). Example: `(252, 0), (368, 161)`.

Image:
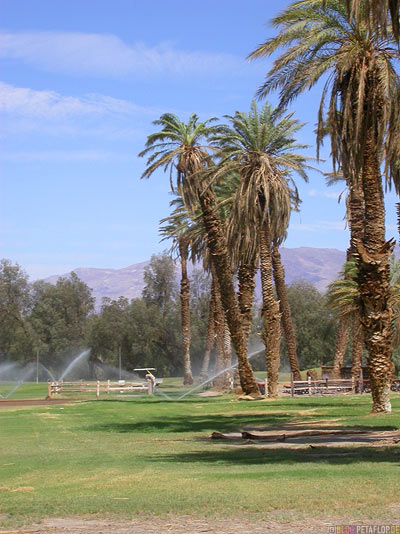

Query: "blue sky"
(1, 0), (398, 280)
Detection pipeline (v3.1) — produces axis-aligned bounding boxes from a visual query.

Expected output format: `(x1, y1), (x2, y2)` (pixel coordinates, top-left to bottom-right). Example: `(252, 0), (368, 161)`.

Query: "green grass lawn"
(0, 384), (399, 527)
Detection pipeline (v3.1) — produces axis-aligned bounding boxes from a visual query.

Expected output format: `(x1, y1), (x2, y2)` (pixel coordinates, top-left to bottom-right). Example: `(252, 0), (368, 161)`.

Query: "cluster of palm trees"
(140, 104), (310, 398)
(140, 0), (400, 413)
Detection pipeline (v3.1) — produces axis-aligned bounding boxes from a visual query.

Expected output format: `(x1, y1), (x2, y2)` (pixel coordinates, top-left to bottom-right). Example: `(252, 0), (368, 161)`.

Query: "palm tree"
(324, 0), (399, 39)
(160, 200), (195, 385)
(211, 101), (310, 397)
(139, 113), (260, 396)
(271, 239), (302, 380)
(325, 172), (365, 377)
(249, 0), (400, 412)
(327, 257), (400, 381)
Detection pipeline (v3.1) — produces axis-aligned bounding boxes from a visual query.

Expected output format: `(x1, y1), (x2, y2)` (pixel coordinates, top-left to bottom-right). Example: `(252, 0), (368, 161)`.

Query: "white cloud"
(308, 188), (343, 200)
(0, 150), (135, 162)
(290, 220), (346, 232)
(0, 82), (158, 140)
(0, 31), (250, 78)
(0, 82), (153, 119)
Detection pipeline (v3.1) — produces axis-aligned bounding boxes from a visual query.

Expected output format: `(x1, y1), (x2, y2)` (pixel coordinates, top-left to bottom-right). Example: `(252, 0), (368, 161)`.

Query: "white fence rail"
(48, 379), (154, 399)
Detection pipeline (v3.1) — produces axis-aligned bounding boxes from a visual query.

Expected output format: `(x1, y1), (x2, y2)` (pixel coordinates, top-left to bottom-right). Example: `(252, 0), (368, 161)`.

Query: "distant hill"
(44, 247), (346, 307)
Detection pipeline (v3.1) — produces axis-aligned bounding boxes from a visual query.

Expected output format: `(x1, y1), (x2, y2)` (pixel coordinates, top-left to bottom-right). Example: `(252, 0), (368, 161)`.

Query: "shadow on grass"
(85, 406), (397, 434)
(86, 412), (293, 433)
(146, 444), (400, 467)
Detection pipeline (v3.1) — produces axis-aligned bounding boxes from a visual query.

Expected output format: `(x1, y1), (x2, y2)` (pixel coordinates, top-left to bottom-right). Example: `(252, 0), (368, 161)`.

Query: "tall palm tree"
(139, 113), (260, 396)
(249, 0), (400, 412)
(327, 257), (400, 380)
(160, 199), (195, 385)
(271, 239), (302, 380)
(325, 172), (365, 377)
(211, 101), (310, 397)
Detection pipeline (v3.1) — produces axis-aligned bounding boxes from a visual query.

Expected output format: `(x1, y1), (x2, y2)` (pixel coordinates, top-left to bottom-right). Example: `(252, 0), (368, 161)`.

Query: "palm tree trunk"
(332, 318), (349, 379)
(356, 131), (394, 413)
(259, 223), (281, 398)
(223, 319), (232, 388)
(397, 203), (400, 242)
(235, 261), (257, 394)
(199, 283), (215, 381)
(212, 275), (230, 392)
(237, 261), (257, 346)
(179, 239), (193, 385)
(198, 188), (260, 396)
(347, 181), (365, 381)
(351, 315), (364, 387)
(271, 243), (301, 380)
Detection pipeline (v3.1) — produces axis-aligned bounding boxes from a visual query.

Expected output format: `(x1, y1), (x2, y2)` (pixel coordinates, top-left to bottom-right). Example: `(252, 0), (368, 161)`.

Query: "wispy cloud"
(291, 220), (346, 232)
(0, 31), (252, 78)
(0, 82), (154, 119)
(0, 150), (135, 162)
(0, 82), (157, 140)
(308, 188), (344, 200)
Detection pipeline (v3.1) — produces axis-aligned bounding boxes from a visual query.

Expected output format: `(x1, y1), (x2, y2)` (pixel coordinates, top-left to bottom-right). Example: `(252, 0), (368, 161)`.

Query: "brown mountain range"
(44, 247), (346, 307)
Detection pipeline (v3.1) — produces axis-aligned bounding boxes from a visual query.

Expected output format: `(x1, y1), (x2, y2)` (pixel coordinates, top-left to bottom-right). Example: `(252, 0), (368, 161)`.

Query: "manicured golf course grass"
(0, 384), (399, 527)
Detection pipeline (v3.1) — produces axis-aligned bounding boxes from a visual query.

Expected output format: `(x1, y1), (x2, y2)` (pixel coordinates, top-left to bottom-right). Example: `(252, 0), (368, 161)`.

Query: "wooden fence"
(283, 376), (356, 397)
(48, 379), (154, 399)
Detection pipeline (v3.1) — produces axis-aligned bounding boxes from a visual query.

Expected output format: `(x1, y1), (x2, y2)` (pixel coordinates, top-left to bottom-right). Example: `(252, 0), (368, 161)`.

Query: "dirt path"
(0, 399), (78, 409)
(1, 516), (398, 534)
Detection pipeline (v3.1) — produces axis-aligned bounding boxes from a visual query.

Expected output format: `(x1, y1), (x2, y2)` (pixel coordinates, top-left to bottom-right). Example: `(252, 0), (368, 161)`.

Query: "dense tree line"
(0, 256), (339, 377)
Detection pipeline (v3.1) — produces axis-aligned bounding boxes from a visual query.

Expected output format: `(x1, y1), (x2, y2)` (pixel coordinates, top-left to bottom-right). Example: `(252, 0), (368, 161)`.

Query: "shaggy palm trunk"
(351, 315), (364, 388)
(397, 203), (400, 242)
(198, 188), (260, 396)
(179, 239), (193, 385)
(271, 244), (301, 381)
(212, 275), (230, 391)
(223, 319), (233, 388)
(237, 261), (257, 345)
(235, 261), (257, 393)
(356, 131), (394, 413)
(332, 318), (349, 379)
(259, 224), (281, 398)
(199, 284), (216, 381)
(348, 182), (365, 381)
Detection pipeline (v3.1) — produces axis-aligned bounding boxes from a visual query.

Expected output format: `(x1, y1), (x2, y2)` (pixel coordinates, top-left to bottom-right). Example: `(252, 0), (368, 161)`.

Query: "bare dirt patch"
(1, 516), (398, 534)
(0, 399), (79, 409)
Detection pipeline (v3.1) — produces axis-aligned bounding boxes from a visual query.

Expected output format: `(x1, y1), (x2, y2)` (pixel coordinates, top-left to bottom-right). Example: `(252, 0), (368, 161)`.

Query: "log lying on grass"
(211, 429), (400, 441)
(241, 429), (371, 441)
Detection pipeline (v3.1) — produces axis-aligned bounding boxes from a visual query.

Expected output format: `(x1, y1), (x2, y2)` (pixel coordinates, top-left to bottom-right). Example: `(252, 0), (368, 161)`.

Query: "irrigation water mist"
(177, 347), (264, 400)
(4, 365), (35, 398)
(40, 363), (56, 381)
(58, 349), (91, 381)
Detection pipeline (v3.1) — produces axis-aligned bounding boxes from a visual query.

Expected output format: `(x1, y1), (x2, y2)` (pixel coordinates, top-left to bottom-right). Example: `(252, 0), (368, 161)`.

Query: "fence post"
(290, 372), (294, 398)
(264, 377), (268, 398)
(48, 381), (52, 399)
(325, 377), (329, 393)
(96, 380), (100, 399)
(308, 375), (312, 396)
(359, 368), (364, 394)
(107, 379), (110, 394)
(351, 376), (355, 394)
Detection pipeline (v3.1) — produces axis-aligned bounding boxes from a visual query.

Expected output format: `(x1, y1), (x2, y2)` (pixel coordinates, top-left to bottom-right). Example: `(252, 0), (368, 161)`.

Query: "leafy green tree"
(30, 273), (94, 368)
(142, 252), (177, 325)
(0, 259), (34, 362)
(285, 281), (338, 370)
(87, 296), (130, 374)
